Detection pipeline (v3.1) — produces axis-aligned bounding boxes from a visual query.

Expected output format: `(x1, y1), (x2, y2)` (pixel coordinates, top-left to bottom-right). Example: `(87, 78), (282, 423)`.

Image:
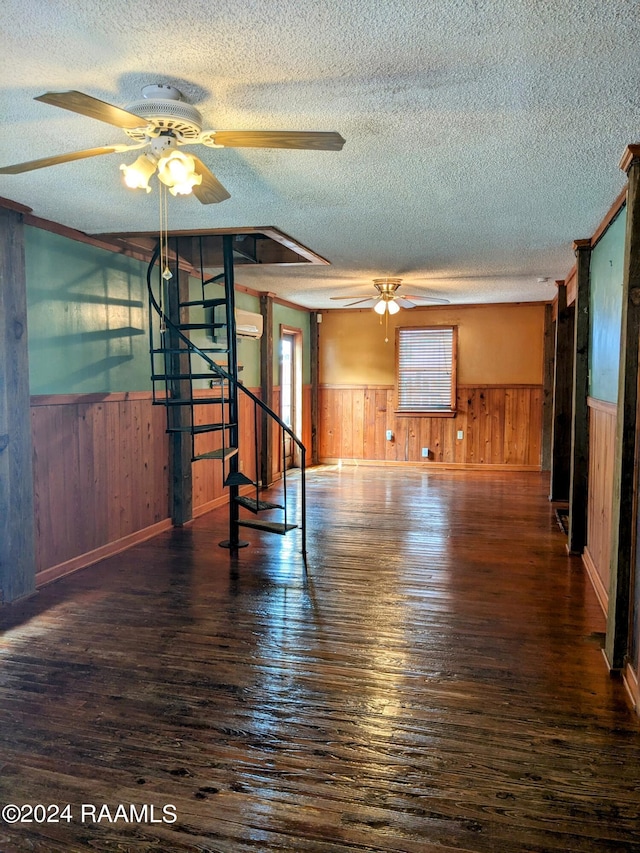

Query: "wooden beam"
(605, 149), (640, 670)
(567, 241), (591, 553)
(541, 303), (554, 471)
(549, 283), (574, 501)
(0, 208), (36, 603)
(260, 293), (274, 486)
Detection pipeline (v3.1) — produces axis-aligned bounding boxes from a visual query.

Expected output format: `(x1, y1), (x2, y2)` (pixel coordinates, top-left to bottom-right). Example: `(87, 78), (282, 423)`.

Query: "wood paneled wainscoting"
(319, 384), (542, 468)
(584, 397), (617, 615)
(30, 384), (313, 586)
(30, 393), (172, 587)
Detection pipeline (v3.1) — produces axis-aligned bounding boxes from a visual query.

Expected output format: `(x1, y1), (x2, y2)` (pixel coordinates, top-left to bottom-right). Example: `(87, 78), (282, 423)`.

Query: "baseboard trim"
(317, 458), (541, 472)
(35, 518), (173, 588)
(582, 546), (609, 616)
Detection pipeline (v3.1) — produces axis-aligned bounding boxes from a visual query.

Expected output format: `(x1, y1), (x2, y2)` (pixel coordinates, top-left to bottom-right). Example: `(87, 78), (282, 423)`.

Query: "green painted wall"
(273, 303), (311, 385)
(24, 226), (304, 396)
(25, 227), (151, 395)
(589, 206), (626, 404)
(236, 291), (262, 389)
(187, 276), (261, 389)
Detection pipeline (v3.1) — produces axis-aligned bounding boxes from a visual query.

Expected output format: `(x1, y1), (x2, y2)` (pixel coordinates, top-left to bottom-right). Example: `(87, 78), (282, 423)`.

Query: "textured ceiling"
(1, 0), (638, 309)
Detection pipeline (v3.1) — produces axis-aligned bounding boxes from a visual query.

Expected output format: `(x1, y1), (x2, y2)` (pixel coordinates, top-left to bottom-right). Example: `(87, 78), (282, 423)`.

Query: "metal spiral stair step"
(194, 447), (238, 461)
(152, 346), (229, 354)
(224, 471), (255, 487)
(235, 495), (285, 514)
(167, 423), (235, 434)
(152, 372), (229, 381)
(175, 322), (227, 331)
(161, 397), (231, 406)
(238, 519), (298, 535)
(179, 297), (227, 308)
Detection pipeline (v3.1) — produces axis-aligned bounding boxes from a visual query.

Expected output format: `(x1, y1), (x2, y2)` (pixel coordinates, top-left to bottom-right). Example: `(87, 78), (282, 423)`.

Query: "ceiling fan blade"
(191, 156), (231, 204)
(401, 294), (451, 304)
(207, 130), (345, 151)
(0, 145), (127, 174)
(343, 298), (377, 307)
(329, 295), (377, 306)
(35, 91), (146, 129)
(330, 294), (370, 300)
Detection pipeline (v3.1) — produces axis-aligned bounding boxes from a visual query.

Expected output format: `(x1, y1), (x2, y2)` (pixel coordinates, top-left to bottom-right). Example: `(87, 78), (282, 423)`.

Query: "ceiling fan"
(330, 278), (450, 314)
(0, 83), (345, 203)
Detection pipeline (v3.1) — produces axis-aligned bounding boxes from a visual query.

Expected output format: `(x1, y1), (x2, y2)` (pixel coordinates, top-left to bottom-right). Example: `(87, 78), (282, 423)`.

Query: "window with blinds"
(396, 326), (457, 414)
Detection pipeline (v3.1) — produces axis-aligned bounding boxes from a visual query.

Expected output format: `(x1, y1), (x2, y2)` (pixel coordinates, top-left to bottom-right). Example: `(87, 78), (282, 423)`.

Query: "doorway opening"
(280, 326), (302, 470)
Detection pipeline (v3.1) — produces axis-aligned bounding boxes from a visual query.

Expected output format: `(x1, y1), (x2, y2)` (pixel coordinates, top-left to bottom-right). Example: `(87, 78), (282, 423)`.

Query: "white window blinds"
(396, 326), (456, 413)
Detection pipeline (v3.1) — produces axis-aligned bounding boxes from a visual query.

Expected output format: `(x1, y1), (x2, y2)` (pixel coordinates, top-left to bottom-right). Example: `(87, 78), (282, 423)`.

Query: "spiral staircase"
(146, 233), (306, 563)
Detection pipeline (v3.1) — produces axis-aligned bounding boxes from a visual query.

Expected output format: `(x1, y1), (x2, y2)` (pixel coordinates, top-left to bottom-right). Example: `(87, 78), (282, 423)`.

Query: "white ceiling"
(1, 0), (638, 309)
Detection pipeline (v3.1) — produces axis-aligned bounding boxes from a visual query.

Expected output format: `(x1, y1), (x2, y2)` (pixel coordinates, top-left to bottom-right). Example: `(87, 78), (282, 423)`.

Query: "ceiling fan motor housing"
(124, 86), (203, 142)
(373, 277), (402, 298)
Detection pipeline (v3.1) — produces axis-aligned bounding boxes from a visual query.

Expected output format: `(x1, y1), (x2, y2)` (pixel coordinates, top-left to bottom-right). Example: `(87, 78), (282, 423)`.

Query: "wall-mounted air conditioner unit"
(235, 308), (263, 339)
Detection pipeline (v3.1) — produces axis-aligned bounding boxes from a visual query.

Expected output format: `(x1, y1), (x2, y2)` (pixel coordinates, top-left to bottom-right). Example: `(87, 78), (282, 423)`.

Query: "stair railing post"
(301, 444), (307, 565)
(166, 240), (193, 527)
(219, 234), (246, 549)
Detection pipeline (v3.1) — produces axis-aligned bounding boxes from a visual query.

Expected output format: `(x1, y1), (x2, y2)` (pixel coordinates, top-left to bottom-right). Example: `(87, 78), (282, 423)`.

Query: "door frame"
(279, 324), (303, 468)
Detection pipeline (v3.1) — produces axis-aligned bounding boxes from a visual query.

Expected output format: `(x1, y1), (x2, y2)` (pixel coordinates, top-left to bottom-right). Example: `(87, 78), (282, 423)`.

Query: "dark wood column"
(549, 282), (574, 501)
(167, 262), (192, 526)
(567, 241), (592, 554)
(541, 303), (555, 471)
(0, 205), (36, 603)
(605, 146), (640, 670)
(260, 292), (274, 487)
(309, 311), (320, 466)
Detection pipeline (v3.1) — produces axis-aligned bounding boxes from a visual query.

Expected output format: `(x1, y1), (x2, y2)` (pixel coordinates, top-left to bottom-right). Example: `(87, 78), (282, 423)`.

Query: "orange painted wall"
(319, 303), (546, 386)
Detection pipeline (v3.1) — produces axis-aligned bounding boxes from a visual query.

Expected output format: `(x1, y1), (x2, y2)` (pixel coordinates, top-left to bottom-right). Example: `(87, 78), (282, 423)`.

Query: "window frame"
(394, 325), (458, 417)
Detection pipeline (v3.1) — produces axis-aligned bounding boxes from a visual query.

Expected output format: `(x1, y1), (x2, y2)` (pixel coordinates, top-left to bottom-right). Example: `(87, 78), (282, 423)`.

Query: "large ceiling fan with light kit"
(331, 278), (450, 342)
(0, 84), (346, 203)
(330, 278), (450, 314)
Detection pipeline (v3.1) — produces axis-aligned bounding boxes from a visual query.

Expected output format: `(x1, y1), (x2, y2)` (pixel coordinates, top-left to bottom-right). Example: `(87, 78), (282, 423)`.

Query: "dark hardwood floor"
(1, 467), (639, 853)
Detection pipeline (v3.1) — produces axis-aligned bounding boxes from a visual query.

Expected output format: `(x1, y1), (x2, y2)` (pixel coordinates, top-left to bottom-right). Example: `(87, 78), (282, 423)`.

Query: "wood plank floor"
(1, 467), (639, 853)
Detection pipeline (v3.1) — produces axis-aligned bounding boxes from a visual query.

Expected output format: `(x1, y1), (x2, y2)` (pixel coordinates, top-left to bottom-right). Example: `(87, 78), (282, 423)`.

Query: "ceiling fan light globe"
(120, 153), (156, 191)
(374, 300), (387, 315)
(387, 300), (400, 315)
(157, 150), (199, 192)
(168, 174), (202, 196)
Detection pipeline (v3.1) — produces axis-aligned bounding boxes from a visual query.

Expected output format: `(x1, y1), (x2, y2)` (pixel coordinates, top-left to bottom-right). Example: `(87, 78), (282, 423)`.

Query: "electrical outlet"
(386, 430), (394, 441)
(457, 430), (464, 440)
(421, 447), (429, 458)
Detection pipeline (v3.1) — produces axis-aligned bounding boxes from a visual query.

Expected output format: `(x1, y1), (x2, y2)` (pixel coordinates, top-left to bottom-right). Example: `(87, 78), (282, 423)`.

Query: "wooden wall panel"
(31, 393), (170, 577)
(318, 384), (543, 468)
(302, 385), (312, 460)
(192, 388), (261, 512)
(584, 398), (617, 611)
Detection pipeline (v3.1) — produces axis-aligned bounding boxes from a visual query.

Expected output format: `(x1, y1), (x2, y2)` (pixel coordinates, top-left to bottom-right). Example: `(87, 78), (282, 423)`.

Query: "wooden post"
(310, 311), (320, 466)
(542, 303), (555, 471)
(605, 146), (640, 670)
(166, 259), (192, 526)
(550, 282), (574, 501)
(260, 292), (274, 487)
(0, 206), (36, 603)
(567, 241), (592, 554)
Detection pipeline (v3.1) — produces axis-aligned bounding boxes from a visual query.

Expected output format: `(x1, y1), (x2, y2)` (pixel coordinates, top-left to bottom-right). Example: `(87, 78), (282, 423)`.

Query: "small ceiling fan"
(330, 278), (450, 314)
(0, 83), (345, 203)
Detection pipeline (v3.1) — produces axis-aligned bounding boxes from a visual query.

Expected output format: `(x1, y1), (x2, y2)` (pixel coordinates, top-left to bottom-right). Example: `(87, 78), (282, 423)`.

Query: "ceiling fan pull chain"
(160, 183), (172, 283)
